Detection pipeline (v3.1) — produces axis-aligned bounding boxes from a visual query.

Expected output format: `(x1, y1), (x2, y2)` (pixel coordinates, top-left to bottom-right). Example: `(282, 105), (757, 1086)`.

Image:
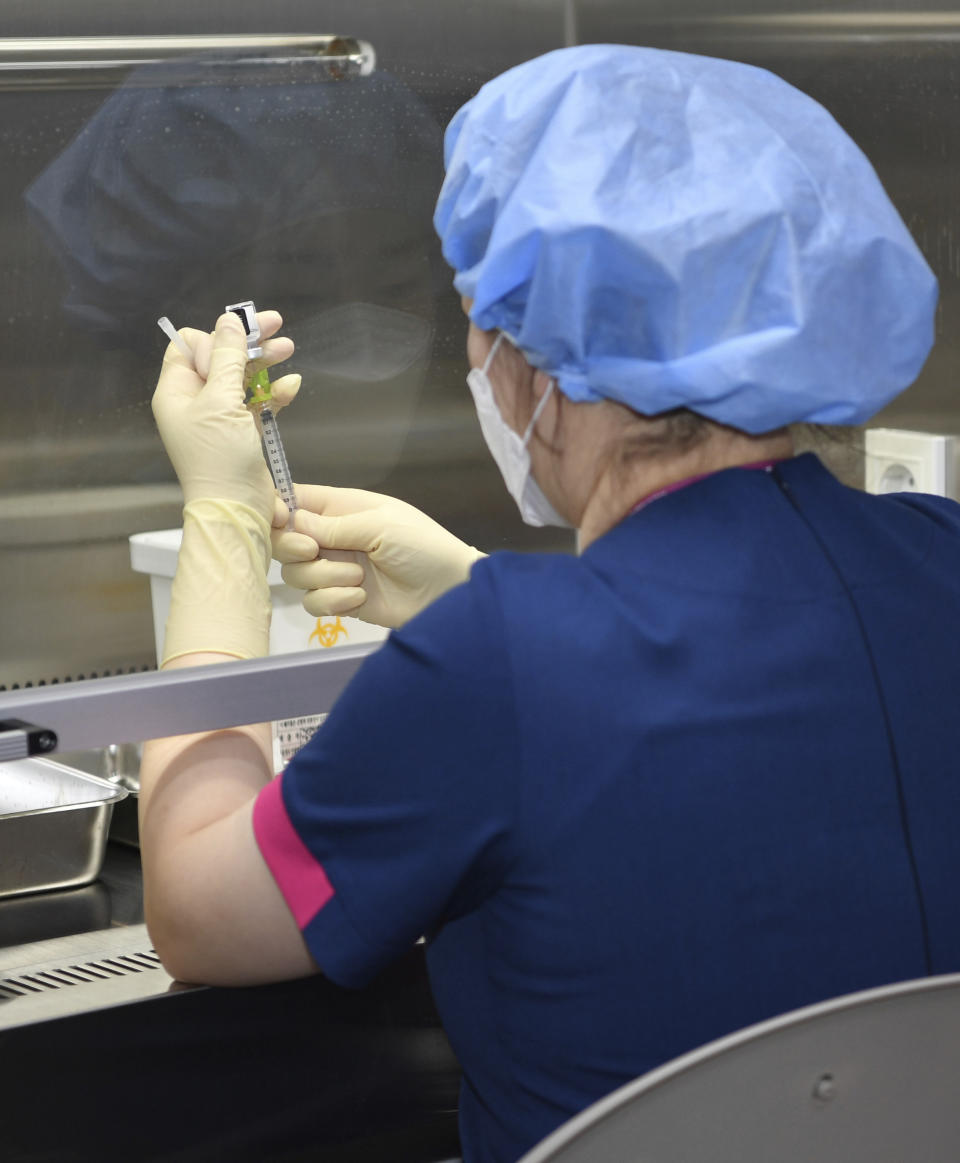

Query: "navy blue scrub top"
(255, 453), (960, 1163)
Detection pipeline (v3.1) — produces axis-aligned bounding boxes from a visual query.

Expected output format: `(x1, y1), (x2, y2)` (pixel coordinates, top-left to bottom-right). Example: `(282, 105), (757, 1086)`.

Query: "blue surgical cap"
(434, 45), (937, 432)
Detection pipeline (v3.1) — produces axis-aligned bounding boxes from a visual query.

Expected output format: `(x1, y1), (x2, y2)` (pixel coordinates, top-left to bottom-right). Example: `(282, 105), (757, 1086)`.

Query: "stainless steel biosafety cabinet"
(4, 3), (960, 1159)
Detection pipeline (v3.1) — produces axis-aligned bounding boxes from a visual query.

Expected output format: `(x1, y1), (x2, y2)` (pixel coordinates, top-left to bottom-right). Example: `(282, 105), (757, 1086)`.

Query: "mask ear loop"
(481, 330), (556, 447)
(481, 331), (506, 374)
(521, 379), (557, 450)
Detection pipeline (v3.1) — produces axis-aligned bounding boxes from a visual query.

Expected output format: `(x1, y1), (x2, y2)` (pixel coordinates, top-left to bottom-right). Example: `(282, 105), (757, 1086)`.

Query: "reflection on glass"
(25, 53), (446, 489)
(0, 45), (473, 690)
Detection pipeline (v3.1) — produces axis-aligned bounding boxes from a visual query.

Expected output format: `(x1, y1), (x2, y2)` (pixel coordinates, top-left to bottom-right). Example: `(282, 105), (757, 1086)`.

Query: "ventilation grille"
(0, 949), (162, 1001)
(0, 663), (155, 693)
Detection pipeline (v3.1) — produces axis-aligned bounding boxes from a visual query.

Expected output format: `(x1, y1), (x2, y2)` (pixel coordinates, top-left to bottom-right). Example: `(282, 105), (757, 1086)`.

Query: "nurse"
(143, 46), (960, 1163)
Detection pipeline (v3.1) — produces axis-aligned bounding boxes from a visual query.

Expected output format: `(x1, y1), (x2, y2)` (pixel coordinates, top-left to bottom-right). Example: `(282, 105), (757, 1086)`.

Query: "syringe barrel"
(258, 405), (297, 529)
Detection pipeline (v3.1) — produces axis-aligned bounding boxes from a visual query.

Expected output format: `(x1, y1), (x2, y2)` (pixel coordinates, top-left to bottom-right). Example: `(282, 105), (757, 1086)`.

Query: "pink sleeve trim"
(253, 774), (335, 929)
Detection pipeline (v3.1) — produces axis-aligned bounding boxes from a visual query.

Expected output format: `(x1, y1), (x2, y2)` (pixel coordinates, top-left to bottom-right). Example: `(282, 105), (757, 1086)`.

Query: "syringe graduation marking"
(259, 404), (298, 521)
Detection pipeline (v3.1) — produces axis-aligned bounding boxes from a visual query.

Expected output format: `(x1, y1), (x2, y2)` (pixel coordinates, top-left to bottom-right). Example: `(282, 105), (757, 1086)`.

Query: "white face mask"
(467, 334), (571, 528)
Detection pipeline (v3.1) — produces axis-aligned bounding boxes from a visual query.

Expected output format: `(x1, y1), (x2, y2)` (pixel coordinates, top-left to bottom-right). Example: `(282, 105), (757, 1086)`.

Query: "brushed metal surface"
(0, 758), (126, 898)
(0, 922), (177, 1030)
(58, 744), (141, 846)
(0, 484), (183, 688)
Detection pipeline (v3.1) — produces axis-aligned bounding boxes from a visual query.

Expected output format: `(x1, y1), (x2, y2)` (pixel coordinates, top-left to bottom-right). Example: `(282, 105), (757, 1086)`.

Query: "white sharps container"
(129, 528), (387, 771)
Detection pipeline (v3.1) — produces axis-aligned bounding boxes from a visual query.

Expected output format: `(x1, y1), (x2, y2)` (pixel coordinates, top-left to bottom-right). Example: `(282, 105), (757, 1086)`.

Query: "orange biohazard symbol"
(309, 616), (349, 648)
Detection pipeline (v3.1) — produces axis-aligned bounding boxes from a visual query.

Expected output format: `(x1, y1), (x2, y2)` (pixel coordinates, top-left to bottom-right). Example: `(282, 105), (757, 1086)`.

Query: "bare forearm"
(139, 657), (273, 847)
(139, 652), (277, 979)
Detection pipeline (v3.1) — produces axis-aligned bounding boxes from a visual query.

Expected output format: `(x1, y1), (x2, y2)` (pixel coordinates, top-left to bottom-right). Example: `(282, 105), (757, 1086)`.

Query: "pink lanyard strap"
(628, 459), (786, 516)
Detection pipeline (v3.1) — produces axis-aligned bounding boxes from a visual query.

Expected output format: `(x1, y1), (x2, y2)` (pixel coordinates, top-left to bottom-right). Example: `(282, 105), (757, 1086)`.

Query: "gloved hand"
(151, 310), (300, 664)
(271, 486), (487, 629)
(152, 310), (299, 523)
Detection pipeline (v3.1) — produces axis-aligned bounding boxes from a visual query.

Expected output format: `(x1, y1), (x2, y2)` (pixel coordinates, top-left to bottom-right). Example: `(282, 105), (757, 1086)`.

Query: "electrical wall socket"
(864, 428), (957, 499)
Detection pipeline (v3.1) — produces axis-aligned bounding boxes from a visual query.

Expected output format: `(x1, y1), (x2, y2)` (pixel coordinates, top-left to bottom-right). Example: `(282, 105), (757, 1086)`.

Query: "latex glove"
(271, 485), (487, 629)
(161, 497), (273, 665)
(152, 310), (299, 524)
(151, 311), (298, 664)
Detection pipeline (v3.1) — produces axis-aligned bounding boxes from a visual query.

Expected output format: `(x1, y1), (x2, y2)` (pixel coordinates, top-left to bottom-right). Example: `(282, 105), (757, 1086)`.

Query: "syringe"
(224, 301), (299, 532)
(247, 367), (298, 530)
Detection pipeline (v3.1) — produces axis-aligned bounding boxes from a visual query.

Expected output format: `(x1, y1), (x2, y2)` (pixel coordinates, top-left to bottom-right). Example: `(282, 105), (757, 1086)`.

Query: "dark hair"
(613, 408), (711, 458)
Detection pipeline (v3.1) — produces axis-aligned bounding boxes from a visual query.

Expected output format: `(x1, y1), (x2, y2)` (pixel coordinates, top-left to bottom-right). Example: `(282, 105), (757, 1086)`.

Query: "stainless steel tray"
(0, 758), (127, 898)
(57, 745), (140, 848)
